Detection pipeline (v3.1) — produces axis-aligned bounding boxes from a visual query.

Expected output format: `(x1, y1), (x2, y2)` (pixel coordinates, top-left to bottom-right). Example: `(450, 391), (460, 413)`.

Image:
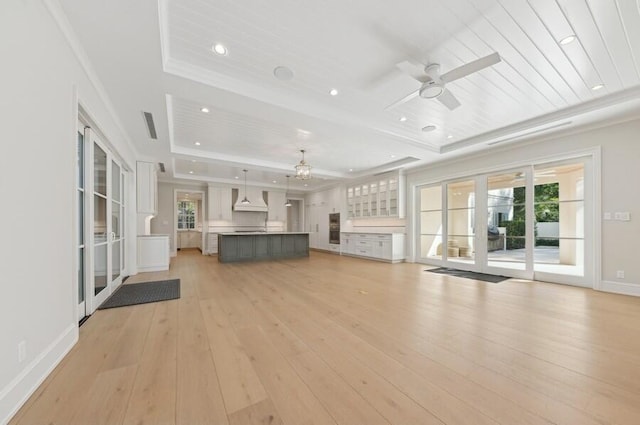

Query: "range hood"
(233, 186), (268, 212)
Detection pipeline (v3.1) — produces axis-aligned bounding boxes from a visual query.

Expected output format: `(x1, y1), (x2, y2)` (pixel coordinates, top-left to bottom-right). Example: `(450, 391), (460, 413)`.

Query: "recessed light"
(422, 125), (437, 132)
(447, 134), (453, 139)
(591, 83), (604, 91)
(189, 171), (194, 174)
(272, 180), (277, 183)
(200, 107), (209, 113)
(212, 43), (228, 56)
(191, 159), (196, 162)
(390, 154), (396, 158)
(234, 176), (239, 179)
(304, 183), (308, 187)
(273, 66), (294, 81)
(349, 168), (353, 172)
(329, 88), (339, 96)
(194, 142), (201, 146)
(559, 35), (576, 45)
(399, 116), (407, 122)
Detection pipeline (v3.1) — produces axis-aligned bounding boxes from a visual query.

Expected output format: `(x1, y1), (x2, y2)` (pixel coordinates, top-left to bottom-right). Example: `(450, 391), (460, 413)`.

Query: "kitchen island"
(218, 232), (309, 263)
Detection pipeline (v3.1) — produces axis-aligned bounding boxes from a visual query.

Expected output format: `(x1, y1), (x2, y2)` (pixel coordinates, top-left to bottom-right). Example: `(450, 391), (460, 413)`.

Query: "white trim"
(163, 59), (440, 153)
(440, 87), (640, 153)
(42, 0), (138, 163)
(600, 281), (640, 297)
(0, 325), (77, 425)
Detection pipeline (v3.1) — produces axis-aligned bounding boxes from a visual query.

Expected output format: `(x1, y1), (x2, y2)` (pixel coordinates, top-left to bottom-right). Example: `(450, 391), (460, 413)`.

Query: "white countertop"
(218, 232), (310, 236)
(340, 231), (405, 235)
(137, 234), (169, 238)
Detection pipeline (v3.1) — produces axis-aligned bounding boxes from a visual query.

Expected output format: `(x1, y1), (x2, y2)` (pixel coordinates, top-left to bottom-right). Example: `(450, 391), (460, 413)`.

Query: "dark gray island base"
(218, 232), (309, 263)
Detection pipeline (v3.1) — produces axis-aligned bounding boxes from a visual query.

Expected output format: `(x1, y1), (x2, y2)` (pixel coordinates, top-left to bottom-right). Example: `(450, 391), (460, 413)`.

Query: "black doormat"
(98, 279), (180, 309)
(426, 268), (509, 283)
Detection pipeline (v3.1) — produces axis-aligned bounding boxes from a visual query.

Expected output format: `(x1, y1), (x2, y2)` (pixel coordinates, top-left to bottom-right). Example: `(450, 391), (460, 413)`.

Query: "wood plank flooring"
(10, 249), (640, 425)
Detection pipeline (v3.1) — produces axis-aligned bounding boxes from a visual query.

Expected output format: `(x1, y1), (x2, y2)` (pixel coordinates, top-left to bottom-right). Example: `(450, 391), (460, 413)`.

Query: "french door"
(77, 124), (126, 318)
(418, 156), (592, 286)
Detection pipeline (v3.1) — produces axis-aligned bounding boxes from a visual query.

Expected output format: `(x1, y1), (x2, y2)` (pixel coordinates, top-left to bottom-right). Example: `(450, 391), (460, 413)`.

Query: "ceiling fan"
(386, 52), (501, 111)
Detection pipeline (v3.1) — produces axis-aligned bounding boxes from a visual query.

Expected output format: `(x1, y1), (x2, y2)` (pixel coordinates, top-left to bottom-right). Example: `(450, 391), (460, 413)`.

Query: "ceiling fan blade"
(384, 89), (420, 110)
(441, 52), (501, 83)
(437, 89), (461, 110)
(396, 60), (431, 83)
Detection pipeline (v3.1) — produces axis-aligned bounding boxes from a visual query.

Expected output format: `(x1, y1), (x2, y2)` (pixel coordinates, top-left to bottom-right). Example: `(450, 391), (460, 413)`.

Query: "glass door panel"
(487, 172), (527, 271)
(347, 187), (354, 218)
(447, 180), (475, 265)
(362, 184), (370, 217)
(370, 183), (377, 216)
(110, 160), (124, 286)
(389, 178), (398, 216)
(419, 185), (442, 260)
(354, 186), (361, 217)
(379, 180), (388, 215)
(534, 163), (584, 277)
(76, 125), (86, 320)
(94, 193), (108, 295)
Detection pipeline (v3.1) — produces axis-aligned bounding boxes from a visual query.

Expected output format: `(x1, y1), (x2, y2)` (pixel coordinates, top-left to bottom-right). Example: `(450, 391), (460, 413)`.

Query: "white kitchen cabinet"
(340, 232), (404, 263)
(206, 232), (218, 254)
(267, 191), (287, 221)
(136, 161), (157, 214)
(137, 235), (169, 272)
(208, 186), (232, 221)
(347, 171), (405, 218)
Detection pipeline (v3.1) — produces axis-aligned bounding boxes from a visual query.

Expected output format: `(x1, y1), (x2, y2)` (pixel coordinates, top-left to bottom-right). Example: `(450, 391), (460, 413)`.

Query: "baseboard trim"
(310, 248), (340, 255)
(0, 324), (77, 425)
(600, 280), (640, 297)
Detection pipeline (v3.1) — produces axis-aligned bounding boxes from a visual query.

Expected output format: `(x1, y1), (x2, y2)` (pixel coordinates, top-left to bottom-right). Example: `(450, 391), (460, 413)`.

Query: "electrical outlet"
(18, 341), (26, 363)
(616, 270), (625, 279)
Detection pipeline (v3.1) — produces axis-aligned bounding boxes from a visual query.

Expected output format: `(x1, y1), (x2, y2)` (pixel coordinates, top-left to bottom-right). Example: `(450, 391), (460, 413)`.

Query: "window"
(177, 201), (196, 230)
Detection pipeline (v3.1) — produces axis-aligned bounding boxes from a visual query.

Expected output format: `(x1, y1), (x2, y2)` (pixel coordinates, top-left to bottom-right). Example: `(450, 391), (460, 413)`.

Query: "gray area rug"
(98, 279), (180, 309)
(426, 268), (509, 283)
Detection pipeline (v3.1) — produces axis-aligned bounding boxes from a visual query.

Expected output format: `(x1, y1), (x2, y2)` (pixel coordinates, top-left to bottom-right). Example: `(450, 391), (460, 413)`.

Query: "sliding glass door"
(484, 170), (531, 278)
(85, 129), (126, 312)
(417, 156), (591, 286)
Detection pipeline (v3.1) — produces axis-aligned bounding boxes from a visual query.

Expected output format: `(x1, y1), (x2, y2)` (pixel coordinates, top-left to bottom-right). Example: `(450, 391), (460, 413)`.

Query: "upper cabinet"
(136, 161), (157, 214)
(208, 185), (233, 221)
(347, 172), (405, 219)
(267, 191), (287, 221)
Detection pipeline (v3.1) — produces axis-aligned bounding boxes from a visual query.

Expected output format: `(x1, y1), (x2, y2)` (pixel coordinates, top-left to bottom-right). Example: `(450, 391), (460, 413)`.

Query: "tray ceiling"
(60, 0), (640, 189)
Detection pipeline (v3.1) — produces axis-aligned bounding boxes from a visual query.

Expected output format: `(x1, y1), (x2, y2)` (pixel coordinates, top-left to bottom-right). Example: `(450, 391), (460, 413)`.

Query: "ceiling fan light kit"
(389, 52), (501, 111)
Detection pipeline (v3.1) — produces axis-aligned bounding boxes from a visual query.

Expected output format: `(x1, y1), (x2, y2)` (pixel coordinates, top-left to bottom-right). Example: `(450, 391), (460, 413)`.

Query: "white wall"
(0, 1), (137, 422)
(406, 118), (640, 295)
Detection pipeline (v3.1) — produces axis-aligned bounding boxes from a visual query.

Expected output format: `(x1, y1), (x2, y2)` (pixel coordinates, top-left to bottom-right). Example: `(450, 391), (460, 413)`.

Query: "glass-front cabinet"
(347, 172), (405, 218)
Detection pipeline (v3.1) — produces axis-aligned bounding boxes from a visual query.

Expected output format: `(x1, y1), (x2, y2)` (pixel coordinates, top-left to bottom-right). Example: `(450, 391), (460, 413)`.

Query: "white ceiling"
(59, 0), (640, 191)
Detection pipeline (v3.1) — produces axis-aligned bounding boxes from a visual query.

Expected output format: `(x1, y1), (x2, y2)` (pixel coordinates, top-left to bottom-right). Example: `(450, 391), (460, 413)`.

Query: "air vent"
(158, 162), (166, 173)
(143, 111), (158, 140)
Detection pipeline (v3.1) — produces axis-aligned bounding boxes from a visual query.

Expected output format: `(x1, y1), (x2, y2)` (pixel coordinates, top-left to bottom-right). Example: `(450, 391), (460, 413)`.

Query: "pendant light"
(284, 175), (292, 207)
(240, 169), (250, 204)
(294, 149), (312, 180)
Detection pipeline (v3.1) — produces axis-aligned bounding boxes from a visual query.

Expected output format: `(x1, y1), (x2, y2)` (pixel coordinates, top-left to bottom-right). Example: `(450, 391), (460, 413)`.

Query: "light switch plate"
(603, 212), (611, 220)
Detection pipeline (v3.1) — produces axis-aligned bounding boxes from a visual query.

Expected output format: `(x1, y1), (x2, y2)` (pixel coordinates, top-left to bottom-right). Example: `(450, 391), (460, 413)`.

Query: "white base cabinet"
(206, 232), (218, 254)
(340, 232), (404, 263)
(137, 235), (170, 272)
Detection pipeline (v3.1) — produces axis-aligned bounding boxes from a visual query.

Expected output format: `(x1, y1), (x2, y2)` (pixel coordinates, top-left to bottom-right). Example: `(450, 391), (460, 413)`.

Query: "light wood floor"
(10, 249), (640, 425)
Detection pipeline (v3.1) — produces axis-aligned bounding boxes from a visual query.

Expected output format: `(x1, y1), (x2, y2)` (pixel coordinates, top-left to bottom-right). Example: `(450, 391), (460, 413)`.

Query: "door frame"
(174, 189), (206, 254)
(413, 147), (600, 288)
